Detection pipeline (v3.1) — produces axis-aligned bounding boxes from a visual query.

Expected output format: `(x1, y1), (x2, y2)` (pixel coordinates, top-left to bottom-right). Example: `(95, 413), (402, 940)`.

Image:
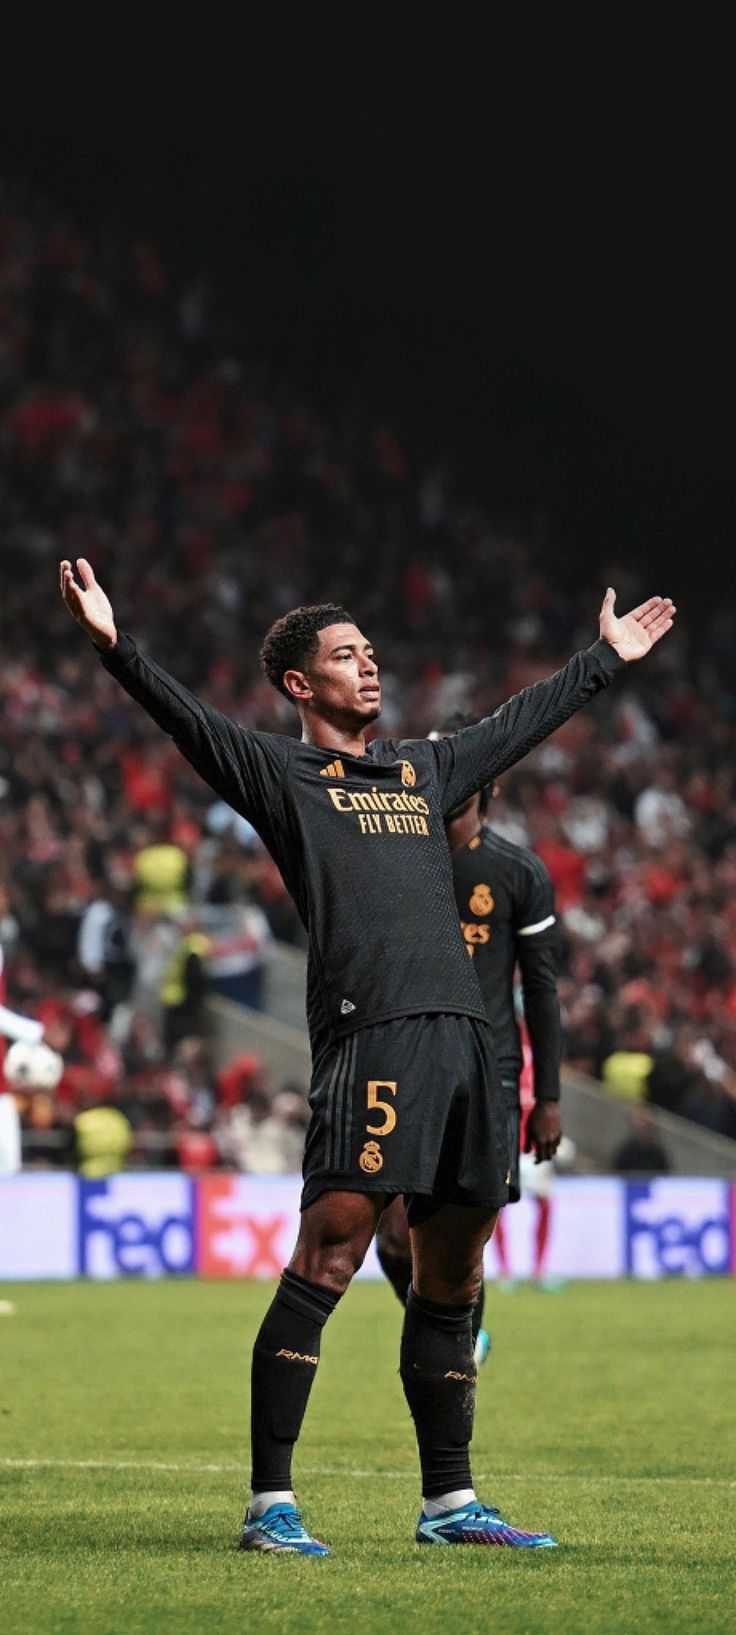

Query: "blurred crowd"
(2, 178), (736, 1171)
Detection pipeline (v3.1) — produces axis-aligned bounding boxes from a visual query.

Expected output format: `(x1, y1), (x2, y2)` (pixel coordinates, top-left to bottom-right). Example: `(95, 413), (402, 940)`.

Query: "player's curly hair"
(260, 604), (356, 699)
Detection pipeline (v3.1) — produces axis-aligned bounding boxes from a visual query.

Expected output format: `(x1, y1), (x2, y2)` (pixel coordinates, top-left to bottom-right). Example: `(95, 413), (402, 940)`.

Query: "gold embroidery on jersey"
(327, 787), (429, 816)
(325, 784), (431, 838)
(398, 760), (417, 786)
(469, 883), (494, 916)
(461, 921), (491, 949)
(359, 1140), (384, 1174)
(320, 759), (345, 779)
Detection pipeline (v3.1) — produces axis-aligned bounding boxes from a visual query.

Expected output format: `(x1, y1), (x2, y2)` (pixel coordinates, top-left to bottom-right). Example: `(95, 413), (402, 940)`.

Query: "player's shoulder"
(368, 736), (438, 773)
(242, 725), (296, 759)
(366, 736), (400, 763)
(234, 726), (298, 785)
(481, 827), (552, 887)
(376, 734), (436, 759)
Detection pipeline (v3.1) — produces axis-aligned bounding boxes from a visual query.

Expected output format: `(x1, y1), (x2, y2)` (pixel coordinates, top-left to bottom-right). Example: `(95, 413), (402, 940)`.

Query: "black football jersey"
(100, 634), (622, 1050)
(452, 827), (561, 1098)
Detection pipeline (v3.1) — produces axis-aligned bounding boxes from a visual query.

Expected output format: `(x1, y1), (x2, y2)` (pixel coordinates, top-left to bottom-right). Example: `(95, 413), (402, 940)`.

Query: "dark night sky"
(3, 5), (734, 609)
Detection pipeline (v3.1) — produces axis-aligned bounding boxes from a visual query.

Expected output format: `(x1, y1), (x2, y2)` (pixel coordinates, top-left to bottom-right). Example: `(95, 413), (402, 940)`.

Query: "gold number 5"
(366, 1080), (397, 1136)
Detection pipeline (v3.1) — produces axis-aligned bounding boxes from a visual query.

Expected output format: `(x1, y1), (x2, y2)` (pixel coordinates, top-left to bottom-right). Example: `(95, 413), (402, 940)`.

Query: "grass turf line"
(1, 1278), (735, 1635)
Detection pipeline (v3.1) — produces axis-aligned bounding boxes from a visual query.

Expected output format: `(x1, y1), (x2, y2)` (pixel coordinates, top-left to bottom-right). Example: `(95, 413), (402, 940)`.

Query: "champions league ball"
(3, 1039), (64, 1092)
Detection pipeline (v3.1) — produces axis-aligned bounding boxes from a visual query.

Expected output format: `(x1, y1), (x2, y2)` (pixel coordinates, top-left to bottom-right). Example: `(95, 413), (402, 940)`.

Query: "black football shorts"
(500, 1078), (521, 1205)
(301, 1013), (510, 1222)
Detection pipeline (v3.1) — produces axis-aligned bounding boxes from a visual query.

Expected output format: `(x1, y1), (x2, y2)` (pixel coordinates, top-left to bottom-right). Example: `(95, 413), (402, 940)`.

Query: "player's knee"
(447, 1268), (482, 1306)
(461, 1265), (484, 1306)
(290, 1238), (364, 1296)
(415, 1261), (482, 1307)
(376, 1223), (408, 1262)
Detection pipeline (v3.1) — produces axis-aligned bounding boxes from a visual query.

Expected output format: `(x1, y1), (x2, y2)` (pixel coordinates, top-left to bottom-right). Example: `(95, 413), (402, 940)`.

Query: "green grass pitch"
(1, 1277), (735, 1635)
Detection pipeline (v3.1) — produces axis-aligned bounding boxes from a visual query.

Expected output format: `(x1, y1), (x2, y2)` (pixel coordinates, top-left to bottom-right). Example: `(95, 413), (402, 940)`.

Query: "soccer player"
(1, 944), (56, 1176)
(0, 946), (45, 1050)
(60, 559), (675, 1553)
(492, 1037), (572, 1289)
(376, 769), (562, 1341)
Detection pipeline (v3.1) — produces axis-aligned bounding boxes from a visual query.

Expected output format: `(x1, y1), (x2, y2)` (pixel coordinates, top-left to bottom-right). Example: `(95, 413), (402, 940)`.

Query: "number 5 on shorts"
(366, 1080), (397, 1136)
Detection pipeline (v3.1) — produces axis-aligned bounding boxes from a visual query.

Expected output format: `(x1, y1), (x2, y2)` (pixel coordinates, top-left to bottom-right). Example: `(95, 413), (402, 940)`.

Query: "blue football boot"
(473, 1327), (492, 1366)
(239, 1502), (330, 1555)
(416, 1500), (557, 1548)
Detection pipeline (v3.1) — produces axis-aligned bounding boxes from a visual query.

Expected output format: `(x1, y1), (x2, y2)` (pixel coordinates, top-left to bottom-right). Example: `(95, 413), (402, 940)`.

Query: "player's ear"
(283, 668), (312, 702)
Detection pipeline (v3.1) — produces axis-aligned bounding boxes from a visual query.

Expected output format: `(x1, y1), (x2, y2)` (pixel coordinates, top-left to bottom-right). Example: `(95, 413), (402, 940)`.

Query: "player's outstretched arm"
(435, 587), (676, 810)
(58, 558), (286, 832)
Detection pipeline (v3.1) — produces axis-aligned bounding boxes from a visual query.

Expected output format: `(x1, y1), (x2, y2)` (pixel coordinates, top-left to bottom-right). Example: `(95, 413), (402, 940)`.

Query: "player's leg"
(533, 1195), (552, 1278)
(492, 1208), (519, 1291)
(375, 1194), (412, 1303)
(242, 1189), (385, 1555)
(407, 1202), (556, 1548)
(493, 1208), (510, 1273)
(519, 1155), (561, 1287)
(403, 1201), (494, 1511)
(376, 1195), (489, 1357)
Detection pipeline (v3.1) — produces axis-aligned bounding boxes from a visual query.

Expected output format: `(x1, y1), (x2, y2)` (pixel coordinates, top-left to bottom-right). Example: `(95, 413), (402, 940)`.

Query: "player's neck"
(300, 714), (368, 757)
(446, 811), (483, 853)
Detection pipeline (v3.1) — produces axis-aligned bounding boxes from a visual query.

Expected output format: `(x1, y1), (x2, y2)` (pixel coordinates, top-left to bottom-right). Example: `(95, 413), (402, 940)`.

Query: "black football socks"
(378, 1245), (485, 1341)
(375, 1241), (413, 1305)
(251, 1268), (341, 1492)
(399, 1287), (477, 1498)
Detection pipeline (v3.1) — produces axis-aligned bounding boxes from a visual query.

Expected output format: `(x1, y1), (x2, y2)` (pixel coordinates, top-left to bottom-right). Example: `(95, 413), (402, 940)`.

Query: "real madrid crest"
(359, 1140), (384, 1173)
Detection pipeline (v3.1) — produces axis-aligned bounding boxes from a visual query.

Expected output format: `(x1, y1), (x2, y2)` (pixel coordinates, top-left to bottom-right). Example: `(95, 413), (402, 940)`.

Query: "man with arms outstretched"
(60, 558), (674, 1554)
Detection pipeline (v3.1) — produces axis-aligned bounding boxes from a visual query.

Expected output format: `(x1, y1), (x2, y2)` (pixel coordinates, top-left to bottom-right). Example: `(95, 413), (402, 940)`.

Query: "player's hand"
(59, 559), (117, 649)
(524, 1101), (562, 1164)
(599, 587), (676, 662)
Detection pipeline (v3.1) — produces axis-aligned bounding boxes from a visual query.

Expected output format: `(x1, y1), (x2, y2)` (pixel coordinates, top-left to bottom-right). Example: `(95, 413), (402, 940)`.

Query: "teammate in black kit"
(377, 762), (561, 1344)
(60, 558), (675, 1553)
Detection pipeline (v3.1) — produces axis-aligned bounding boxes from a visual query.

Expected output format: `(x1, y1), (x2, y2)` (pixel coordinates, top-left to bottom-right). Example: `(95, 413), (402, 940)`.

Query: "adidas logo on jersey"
(340, 999), (356, 1015)
(320, 759), (345, 779)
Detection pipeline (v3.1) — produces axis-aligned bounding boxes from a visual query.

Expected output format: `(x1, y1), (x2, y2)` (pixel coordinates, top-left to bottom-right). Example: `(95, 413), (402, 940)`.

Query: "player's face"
(299, 623), (381, 722)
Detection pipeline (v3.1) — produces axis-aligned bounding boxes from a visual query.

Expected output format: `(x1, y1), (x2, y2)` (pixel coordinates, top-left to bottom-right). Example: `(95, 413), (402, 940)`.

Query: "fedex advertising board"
(624, 1179), (732, 1279)
(1, 1175), (735, 1280)
(196, 1174), (383, 1279)
(0, 1173), (77, 1279)
(483, 1178), (623, 1280)
(78, 1175), (196, 1278)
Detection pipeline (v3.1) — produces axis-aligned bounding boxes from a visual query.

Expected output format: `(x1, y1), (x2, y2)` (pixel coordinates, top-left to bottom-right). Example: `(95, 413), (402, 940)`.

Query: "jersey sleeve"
(514, 859), (556, 940)
(429, 640), (625, 812)
(98, 633), (291, 844)
(514, 861), (561, 1101)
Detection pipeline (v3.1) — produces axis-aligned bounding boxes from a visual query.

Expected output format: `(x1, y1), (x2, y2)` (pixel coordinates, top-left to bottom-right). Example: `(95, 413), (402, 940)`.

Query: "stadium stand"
(2, 178), (736, 1168)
